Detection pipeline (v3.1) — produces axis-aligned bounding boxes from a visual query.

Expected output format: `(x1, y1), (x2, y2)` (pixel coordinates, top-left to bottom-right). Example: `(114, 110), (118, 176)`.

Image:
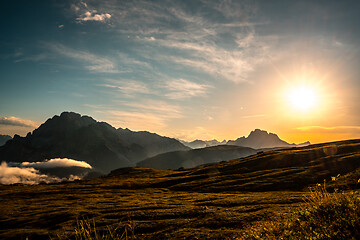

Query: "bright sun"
(287, 86), (317, 111)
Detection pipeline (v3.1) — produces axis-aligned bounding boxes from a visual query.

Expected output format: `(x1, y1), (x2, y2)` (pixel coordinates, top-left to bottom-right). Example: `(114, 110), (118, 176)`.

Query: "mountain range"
(0, 112), (189, 173)
(0, 112), (310, 175)
(180, 139), (227, 149)
(181, 129), (310, 150)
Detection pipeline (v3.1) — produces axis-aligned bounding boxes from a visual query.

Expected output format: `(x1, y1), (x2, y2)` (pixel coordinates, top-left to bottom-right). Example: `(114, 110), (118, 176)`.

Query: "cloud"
(75, 0), (271, 83)
(0, 116), (38, 128)
(123, 100), (183, 119)
(163, 79), (212, 99)
(0, 162), (60, 185)
(0, 158), (92, 185)
(107, 110), (169, 130)
(77, 11), (111, 22)
(46, 43), (118, 73)
(296, 126), (360, 133)
(19, 158), (92, 169)
(240, 114), (266, 119)
(104, 99), (183, 131)
(72, 1), (111, 23)
(171, 126), (217, 142)
(100, 79), (150, 95)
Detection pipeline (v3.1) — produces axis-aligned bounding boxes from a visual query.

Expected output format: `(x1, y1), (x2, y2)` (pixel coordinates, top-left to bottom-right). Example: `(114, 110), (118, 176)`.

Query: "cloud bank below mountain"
(20, 158), (92, 169)
(0, 158), (92, 185)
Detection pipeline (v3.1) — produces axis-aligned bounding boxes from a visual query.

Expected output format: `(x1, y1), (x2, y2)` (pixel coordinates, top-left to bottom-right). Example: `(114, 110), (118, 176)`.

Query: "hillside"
(136, 145), (257, 170)
(0, 135), (11, 146)
(0, 112), (189, 173)
(1, 139), (360, 239)
(144, 139), (360, 192)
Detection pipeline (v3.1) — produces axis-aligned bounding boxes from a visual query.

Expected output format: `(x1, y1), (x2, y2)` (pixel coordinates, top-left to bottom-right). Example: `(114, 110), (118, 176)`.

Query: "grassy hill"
(136, 145), (257, 170)
(1, 139), (360, 239)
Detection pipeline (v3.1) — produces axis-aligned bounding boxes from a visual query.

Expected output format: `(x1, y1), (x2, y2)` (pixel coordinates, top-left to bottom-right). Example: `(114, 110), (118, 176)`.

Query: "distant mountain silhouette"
(180, 139), (227, 149)
(136, 145), (257, 170)
(0, 135), (12, 146)
(227, 129), (309, 149)
(0, 112), (189, 172)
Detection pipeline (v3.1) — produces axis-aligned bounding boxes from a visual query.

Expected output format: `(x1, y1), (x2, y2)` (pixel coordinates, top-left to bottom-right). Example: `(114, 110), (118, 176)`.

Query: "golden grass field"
(1, 139), (360, 239)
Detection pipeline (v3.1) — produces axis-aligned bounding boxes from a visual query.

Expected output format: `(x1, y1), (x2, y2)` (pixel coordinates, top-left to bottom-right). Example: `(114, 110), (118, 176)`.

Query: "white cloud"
(0, 162), (60, 185)
(72, 1), (111, 23)
(163, 79), (212, 99)
(0, 116), (38, 128)
(20, 158), (92, 169)
(77, 11), (111, 22)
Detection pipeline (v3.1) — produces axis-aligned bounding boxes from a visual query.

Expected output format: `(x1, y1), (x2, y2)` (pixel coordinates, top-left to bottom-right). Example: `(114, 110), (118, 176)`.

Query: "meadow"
(1, 139), (360, 239)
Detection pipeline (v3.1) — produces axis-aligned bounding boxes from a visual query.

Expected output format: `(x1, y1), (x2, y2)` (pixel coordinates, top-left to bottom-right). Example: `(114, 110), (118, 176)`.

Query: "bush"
(53, 218), (134, 240)
(244, 181), (360, 239)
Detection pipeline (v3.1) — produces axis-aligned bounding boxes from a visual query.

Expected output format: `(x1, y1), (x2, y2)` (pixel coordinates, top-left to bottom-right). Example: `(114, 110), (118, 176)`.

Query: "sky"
(0, 0), (360, 144)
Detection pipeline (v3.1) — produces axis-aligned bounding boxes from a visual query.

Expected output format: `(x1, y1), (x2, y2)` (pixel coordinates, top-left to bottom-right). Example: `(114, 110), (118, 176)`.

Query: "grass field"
(1, 139), (360, 239)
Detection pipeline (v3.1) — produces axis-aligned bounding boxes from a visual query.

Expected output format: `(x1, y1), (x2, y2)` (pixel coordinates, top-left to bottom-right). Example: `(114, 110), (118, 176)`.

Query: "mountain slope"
(136, 145), (257, 170)
(0, 112), (189, 172)
(227, 129), (294, 149)
(0, 135), (11, 146)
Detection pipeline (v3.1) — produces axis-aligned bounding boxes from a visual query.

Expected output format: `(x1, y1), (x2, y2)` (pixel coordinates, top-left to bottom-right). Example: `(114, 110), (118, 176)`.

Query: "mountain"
(0, 112), (189, 172)
(227, 129), (303, 149)
(0, 135), (12, 146)
(136, 145), (257, 170)
(181, 139), (227, 149)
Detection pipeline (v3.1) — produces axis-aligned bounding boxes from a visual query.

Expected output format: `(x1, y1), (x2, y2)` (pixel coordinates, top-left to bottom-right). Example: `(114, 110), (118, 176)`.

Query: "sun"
(287, 85), (317, 111)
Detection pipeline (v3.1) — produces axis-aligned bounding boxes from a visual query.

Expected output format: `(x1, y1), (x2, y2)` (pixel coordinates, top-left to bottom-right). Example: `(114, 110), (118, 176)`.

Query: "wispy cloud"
(296, 126), (360, 133)
(103, 99), (183, 131)
(100, 80), (150, 95)
(0, 116), (38, 128)
(46, 43), (118, 73)
(172, 126), (217, 142)
(163, 79), (212, 99)
(107, 110), (168, 130)
(79, 0), (271, 83)
(240, 114), (266, 119)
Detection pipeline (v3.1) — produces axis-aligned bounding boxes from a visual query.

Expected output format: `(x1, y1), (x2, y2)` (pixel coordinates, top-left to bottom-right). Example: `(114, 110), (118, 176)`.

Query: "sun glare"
(287, 86), (317, 111)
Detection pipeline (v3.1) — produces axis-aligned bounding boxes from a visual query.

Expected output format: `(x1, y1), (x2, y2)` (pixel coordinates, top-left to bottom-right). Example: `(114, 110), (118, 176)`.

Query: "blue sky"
(1, 0), (360, 143)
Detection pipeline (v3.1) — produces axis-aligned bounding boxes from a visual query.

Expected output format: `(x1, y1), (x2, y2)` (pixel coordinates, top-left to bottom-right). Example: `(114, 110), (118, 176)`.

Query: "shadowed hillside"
(0, 135), (11, 146)
(136, 145), (257, 170)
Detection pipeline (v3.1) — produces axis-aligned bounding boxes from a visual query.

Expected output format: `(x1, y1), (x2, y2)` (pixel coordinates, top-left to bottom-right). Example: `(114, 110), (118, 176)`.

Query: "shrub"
(53, 218), (134, 240)
(244, 181), (360, 239)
